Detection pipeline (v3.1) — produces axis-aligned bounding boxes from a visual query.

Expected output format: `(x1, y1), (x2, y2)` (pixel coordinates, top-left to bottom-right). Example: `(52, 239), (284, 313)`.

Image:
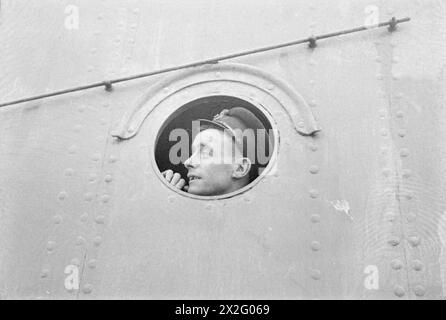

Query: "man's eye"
(200, 147), (213, 157)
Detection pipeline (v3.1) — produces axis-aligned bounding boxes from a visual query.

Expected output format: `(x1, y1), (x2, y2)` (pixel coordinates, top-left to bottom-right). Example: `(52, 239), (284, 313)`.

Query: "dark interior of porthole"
(155, 95), (274, 195)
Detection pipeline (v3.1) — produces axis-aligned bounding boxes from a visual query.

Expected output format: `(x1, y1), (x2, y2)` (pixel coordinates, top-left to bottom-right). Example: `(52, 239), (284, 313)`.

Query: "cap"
(196, 107), (272, 168)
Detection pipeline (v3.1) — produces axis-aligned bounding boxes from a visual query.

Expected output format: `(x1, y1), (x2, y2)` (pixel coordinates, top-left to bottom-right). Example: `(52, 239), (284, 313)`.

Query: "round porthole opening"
(154, 95), (277, 199)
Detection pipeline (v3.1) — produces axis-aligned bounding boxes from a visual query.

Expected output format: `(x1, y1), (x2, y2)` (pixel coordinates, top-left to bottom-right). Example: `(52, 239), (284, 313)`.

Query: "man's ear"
(232, 157), (251, 179)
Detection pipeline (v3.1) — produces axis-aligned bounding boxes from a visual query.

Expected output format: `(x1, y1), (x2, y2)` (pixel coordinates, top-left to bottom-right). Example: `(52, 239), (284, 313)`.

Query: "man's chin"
(187, 186), (206, 195)
(187, 183), (213, 196)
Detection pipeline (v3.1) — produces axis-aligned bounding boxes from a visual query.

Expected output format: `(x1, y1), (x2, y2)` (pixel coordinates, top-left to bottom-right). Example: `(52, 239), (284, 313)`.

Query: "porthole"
(112, 63), (319, 200)
(154, 95), (277, 200)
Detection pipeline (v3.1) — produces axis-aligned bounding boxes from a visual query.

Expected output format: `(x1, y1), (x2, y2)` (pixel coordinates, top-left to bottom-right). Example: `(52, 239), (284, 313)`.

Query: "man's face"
(184, 128), (240, 196)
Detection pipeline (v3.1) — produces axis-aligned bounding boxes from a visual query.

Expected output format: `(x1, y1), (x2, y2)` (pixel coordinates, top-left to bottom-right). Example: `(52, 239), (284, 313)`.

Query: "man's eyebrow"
(191, 141), (210, 152)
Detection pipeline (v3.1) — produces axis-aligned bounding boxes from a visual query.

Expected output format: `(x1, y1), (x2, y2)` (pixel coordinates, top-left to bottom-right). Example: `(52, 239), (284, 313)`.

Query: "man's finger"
(176, 179), (185, 190)
(183, 185), (189, 192)
(164, 170), (173, 182)
(171, 173), (181, 186)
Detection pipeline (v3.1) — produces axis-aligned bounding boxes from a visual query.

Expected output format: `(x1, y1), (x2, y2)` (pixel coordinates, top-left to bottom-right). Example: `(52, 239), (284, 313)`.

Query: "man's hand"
(162, 170), (189, 192)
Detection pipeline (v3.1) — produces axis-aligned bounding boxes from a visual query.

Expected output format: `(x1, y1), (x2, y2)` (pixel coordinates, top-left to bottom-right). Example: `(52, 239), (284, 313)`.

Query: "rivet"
(396, 110), (404, 118)
(311, 241), (321, 251)
(402, 169), (411, 179)
(379, 109), (387, 119)
(92, 153), (101, 161)
(376, 73), (383, 80)
(93, 30), (101, 36)
(267, 84), (275, 91)
(408, 235), (421, 247)
(68, 145), (77, 154)
(310, 269), (321, 280)
(97, 14), (104, 20)
(310, 214), (321, 223)
(382, 168), (392, 177)
(414, 285), (426, 297)
(74, 124), (82, 133)
(309, 80), (315, 86)
(392, 73), (401, 80)
(89, 173), (98, 183)
(114, 37), (121, 45)
(78, 105), (86, 113)
(84, 193), (93, 202)
(398, 129), (406, 137)
(101, 194), (110, 203)
(53, 215), (62, 225)
(82, 284), (93, 294)
(309, 59), (316, 66)
(309, 143), (318, 152)
(168, 195), (175, 204)
(87, 259), (97, 269)
(392, 57), (399, 64)
(104, 175), (113, 183)
(391, 259), (403, 270)
(90, 48), (97, 54)
(130, 23), (138, 30)
(93, 236), (102, 247)
(388, 236), (400, 246)
(70, 258), (80, 266)
(205, 203), (214, 211)
(95, 215), (105, 224)
(163, 87), (169, 93)
(87, 66), (94, 73)
(297, 121), (305, 128)
(133, 8), (140, 14)
(309, 100), (317, 108)
(64, 168), (74, 177)
(80, 213), (88, 222)
(41, 269), (50, 278)
(215, 71), (221, 78)
(395, 92), (403, 99)
(400, 148), (410, 158)
(394, 285), (405, 297)
(309, 165), (319, 174)
(412, 260), (423, 271)
(380, 129), (389, 137)
(406, 212), (417, 223)
(75, 236), (86, 246)
(46, 241), (56, 252)
(101, 118), (108, 126)
(243, 196), (252, 203)
(405, 191), (414, 200)
(384, 211), (397, 222)
(309, 189), (319, 199)
(58, 191), (67, 201)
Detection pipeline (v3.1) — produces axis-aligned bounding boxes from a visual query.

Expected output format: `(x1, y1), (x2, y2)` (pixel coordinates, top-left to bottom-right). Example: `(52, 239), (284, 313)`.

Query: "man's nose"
(184, 152), (198, 169)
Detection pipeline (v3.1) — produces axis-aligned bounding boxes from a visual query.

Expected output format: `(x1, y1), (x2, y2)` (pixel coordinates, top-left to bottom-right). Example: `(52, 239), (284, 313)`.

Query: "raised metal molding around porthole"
(112, 63), (320, 139)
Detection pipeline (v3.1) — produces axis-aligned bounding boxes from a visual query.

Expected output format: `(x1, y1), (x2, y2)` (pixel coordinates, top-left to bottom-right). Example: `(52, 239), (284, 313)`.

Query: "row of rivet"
(307, 6), (321, 282)
(382, 31), (424, 298)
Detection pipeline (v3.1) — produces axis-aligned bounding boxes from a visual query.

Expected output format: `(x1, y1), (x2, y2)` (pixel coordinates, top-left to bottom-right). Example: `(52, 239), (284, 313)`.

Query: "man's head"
(184, 128), (251, 196)
(183, 107), (271, 196)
